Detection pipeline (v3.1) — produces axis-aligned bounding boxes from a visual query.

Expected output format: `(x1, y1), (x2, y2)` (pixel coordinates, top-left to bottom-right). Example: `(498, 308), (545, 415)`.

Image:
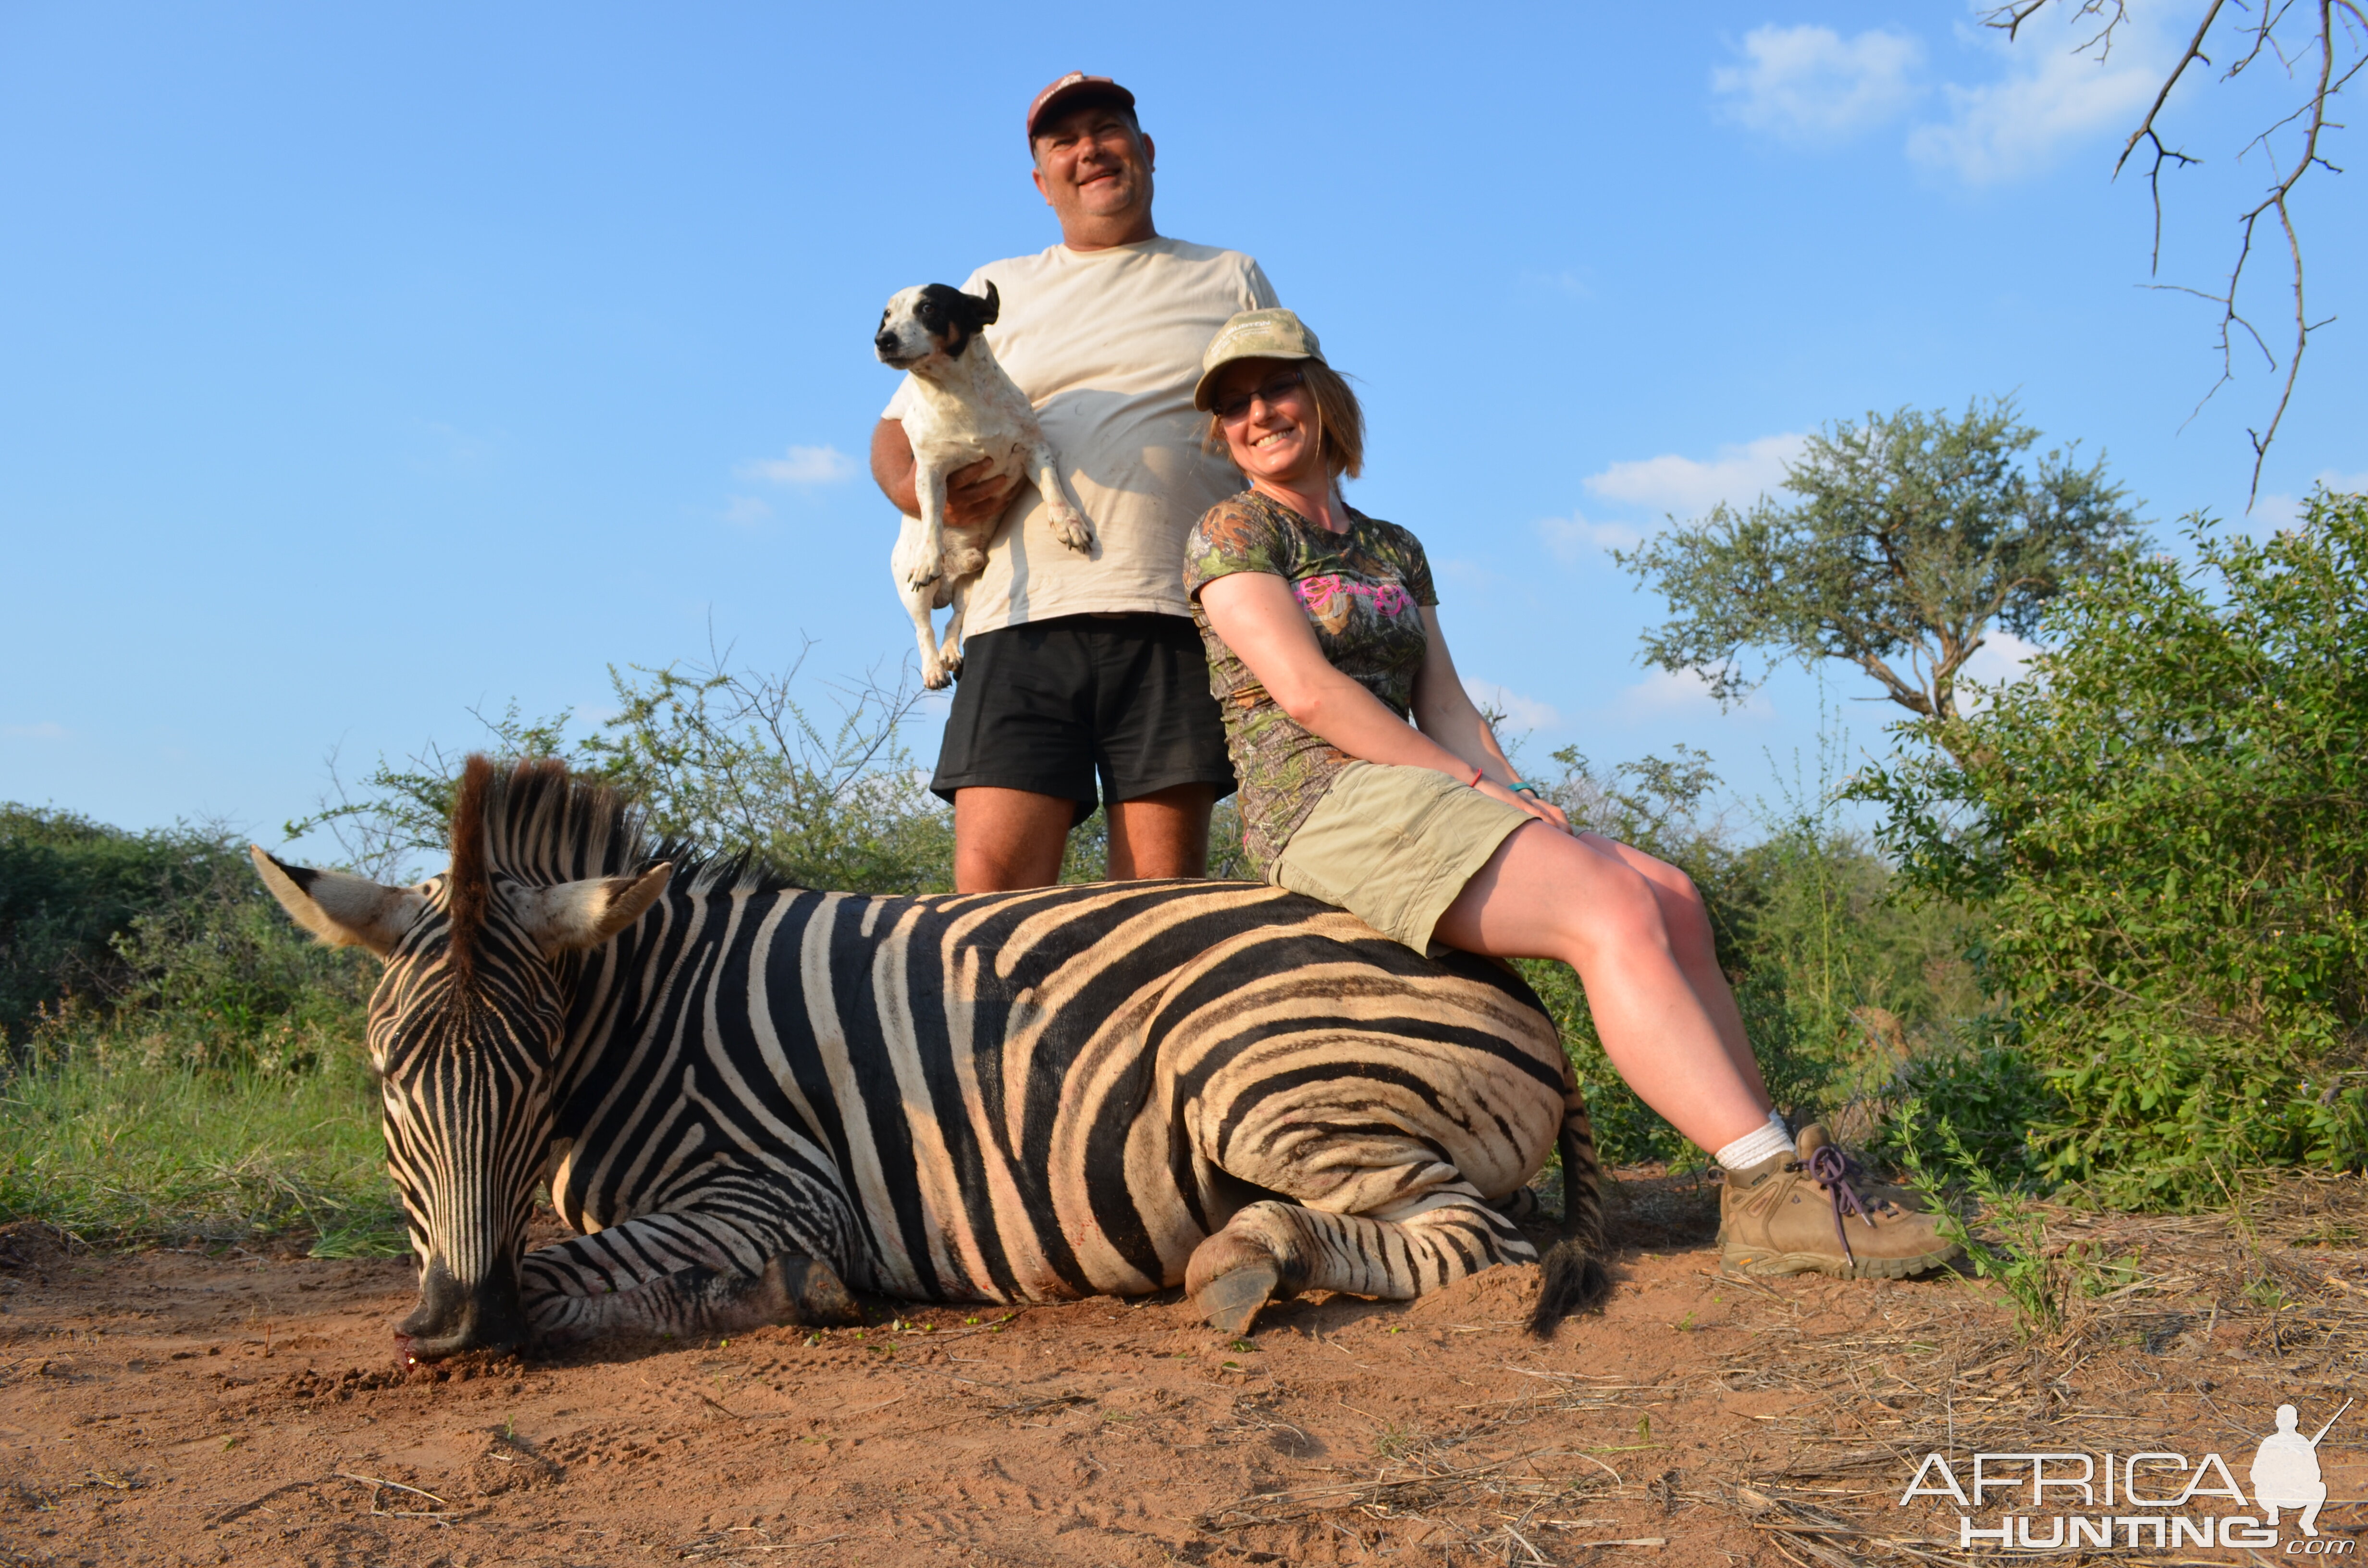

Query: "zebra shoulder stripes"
(253, 756), (1607, 1357)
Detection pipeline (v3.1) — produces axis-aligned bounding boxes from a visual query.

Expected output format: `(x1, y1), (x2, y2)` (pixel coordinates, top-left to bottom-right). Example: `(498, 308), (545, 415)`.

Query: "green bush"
(0, 806), (369, 1062)
(296, 649), (960, 895)
(1, 806), (216, 1043)
(1858, 488), (2368, 1204)
(1512, 741), (1985, 1167)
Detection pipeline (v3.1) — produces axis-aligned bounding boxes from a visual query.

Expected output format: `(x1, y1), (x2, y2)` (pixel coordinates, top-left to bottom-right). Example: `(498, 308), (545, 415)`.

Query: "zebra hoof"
(769, 1255), (861, 1328)
(1194, 1262), (1278, 1336)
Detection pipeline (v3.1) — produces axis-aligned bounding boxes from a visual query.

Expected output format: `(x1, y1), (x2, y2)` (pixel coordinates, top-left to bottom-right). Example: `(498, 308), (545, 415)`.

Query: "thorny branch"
(1986, 0), (2365, 504)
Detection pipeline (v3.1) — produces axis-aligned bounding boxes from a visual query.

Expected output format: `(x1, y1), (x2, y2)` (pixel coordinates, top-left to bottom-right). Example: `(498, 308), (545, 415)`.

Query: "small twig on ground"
(333, 1478), (452, 1525)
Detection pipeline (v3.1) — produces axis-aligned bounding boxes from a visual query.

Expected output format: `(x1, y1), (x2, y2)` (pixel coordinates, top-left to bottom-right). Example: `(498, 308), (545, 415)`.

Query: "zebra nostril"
(398, 1256), (525, 1360)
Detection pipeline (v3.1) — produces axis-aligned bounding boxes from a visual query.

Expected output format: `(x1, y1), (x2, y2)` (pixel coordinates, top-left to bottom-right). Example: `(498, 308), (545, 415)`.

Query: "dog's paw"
(1048, 507), (1095, 553)
(937, 638), (964, 681)
(903, 549), (945, 590)
(921, 652), (955, 690)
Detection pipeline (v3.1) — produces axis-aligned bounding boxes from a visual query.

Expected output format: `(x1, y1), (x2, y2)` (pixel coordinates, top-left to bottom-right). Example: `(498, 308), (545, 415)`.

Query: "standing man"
(871, 74), (1279, 892)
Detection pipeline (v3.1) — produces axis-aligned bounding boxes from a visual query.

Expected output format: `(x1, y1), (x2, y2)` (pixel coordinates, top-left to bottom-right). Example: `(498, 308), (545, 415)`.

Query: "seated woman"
(1184, 308), (1954, 1282)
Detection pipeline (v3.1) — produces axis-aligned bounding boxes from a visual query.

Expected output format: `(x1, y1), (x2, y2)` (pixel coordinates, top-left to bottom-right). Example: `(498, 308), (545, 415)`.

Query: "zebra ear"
(508, 863), (673, 956)
(250, 846), (428, 958)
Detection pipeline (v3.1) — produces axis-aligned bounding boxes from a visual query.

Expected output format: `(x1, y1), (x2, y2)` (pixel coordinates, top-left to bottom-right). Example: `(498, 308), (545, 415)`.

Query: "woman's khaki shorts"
(1267, 761), (1537, 953)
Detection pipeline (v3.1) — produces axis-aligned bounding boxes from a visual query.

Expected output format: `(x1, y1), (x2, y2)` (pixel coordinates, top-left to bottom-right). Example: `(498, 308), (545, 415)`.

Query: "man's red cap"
(1025, 72), (1136, 145)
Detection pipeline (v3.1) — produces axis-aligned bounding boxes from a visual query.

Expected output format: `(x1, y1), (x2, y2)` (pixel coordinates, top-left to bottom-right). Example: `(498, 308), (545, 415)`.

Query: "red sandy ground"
(1, 1174), (2356, 1567)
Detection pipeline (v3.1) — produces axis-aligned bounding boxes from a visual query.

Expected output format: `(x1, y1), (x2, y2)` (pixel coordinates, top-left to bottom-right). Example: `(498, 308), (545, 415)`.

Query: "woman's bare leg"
(1431, 824), (1769, 1153)
(1586, 835), (1770, 1105)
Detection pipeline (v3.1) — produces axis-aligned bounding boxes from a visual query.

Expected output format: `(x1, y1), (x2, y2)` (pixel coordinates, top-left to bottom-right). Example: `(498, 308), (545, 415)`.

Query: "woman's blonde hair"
(1208, 358), (1365, 480)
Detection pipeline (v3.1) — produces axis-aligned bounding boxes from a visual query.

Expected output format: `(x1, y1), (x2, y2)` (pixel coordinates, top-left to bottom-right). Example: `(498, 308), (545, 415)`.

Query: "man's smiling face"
(1030, 101), (1155, 245)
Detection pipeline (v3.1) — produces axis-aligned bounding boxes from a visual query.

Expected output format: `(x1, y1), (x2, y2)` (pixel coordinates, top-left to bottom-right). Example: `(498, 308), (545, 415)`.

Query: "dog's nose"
(874, 331), (900, 354)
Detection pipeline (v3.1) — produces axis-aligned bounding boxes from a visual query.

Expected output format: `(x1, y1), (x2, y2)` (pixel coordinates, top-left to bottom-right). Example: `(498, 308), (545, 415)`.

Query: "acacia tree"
(1616, 398), (2145, 760)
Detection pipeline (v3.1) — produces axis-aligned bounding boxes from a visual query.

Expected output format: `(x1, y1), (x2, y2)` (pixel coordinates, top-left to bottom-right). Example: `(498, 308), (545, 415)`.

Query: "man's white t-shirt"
(883, 236), (1279, 636)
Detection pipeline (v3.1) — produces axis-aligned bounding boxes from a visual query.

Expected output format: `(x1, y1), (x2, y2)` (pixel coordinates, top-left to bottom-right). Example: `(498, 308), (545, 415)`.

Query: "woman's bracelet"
(1510, 779), (1547, 799)
(1468, 764), (1485, 788)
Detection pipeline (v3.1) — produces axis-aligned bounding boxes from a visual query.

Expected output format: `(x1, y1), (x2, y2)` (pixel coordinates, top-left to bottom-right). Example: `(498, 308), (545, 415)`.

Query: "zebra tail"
(1527, 1117), (1611, 1336)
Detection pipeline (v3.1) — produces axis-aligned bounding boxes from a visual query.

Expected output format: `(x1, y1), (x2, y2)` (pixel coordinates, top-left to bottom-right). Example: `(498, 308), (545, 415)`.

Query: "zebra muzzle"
(398, 1257), (527, 1360)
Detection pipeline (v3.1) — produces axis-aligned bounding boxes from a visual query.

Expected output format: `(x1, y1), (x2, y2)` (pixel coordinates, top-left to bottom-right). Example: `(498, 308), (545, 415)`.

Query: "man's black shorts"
(930, 613), (1237, 817)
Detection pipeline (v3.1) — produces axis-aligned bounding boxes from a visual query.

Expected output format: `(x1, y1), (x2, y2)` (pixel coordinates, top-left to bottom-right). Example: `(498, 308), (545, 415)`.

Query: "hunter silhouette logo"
(2253, 1399), (2350, 1537)
(1898, 1398), (2356, 1551)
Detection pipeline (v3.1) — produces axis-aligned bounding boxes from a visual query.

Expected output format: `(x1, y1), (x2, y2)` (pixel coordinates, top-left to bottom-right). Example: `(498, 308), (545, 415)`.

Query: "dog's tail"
(1528, 1092), (1611, 1336)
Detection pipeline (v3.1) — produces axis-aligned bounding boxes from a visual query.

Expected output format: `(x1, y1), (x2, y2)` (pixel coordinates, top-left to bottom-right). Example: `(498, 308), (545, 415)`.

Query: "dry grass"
(1201, 1168), (2368, 1567)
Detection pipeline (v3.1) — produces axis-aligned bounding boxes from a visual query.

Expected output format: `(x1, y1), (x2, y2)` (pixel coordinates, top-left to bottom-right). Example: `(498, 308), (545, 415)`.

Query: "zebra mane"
(450, 755), (800, 943)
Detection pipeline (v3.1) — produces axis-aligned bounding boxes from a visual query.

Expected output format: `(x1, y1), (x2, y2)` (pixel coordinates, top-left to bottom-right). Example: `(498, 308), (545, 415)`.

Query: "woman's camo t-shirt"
(1184, 489), (1438, 875)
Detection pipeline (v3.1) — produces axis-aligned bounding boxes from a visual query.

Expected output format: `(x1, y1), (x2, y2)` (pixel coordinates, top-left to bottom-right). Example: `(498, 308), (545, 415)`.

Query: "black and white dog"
(874, 281), (1095, 690)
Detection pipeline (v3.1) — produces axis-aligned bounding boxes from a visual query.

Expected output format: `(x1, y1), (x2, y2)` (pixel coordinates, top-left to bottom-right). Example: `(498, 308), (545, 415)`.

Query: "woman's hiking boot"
(1717, 1128), (1961, 1280)
(1793, 1124), (1929, 1212)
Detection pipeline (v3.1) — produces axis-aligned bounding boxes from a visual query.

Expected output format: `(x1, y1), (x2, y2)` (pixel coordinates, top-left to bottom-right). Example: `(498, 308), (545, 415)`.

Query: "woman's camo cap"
(1194, 309), (1326, 413)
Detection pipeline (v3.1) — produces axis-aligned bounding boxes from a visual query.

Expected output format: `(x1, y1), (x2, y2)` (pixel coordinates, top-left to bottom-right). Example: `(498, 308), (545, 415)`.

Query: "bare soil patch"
(2, 1171), (2365, 1566)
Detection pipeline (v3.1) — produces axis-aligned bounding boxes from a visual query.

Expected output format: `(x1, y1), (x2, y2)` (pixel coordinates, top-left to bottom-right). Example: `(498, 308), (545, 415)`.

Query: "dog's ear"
(969, 280), (1000, 327)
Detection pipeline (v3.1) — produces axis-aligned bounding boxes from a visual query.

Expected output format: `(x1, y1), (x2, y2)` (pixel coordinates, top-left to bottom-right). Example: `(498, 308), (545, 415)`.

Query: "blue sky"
(3, 2), (2361, 858)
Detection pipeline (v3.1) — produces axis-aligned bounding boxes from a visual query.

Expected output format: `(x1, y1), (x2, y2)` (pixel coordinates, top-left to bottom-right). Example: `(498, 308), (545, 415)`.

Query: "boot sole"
(1720, 1243), (1962, 1281)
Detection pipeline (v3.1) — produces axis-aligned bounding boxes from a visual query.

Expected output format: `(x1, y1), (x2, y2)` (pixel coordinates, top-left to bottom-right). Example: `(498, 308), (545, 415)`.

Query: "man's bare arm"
(869, 418), (1021, 526)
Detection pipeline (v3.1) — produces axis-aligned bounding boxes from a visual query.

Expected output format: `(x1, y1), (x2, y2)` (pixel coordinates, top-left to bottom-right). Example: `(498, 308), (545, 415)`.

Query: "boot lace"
(1801, 1142), (1878, 1264)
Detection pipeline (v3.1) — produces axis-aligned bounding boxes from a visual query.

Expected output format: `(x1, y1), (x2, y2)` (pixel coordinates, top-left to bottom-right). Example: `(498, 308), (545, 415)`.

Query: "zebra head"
(252, 758), (671, 1359)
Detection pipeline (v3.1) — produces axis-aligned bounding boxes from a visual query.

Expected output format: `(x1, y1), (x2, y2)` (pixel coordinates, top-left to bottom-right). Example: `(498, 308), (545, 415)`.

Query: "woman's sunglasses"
(1215, 369), (1307, 423)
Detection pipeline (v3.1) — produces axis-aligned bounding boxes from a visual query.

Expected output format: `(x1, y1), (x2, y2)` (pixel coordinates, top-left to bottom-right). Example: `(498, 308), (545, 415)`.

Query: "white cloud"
(1597, 667), (1779, 723)
(2232, 470), (2364, 530)
(1714, 24), (1924, 142)
(2, 721), (67, 740)
(1517, 268), (1596, 299)
(742, 444), (856, 487)
(1907, 11), (2162, 184)
(1584, 433), (1806, 517)
(723, 494), (774, 527)
(1961, 628), (2040, 686)
(1465, 679), (1563, 733)
(1538, 511), (1645, 562)
(1612, 668), (1730, 720)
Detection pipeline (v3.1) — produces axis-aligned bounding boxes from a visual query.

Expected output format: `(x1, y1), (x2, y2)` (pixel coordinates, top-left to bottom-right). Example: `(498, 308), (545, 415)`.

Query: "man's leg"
(930, 621), (1098, 893)
(1093, 615), (1235, 882)
(952, 787), (1075, 893)
(1108, 782), (1217, 880)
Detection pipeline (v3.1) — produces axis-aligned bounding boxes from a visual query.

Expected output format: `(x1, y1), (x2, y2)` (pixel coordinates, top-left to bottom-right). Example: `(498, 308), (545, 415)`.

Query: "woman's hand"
(1477, 777), (1573, 834)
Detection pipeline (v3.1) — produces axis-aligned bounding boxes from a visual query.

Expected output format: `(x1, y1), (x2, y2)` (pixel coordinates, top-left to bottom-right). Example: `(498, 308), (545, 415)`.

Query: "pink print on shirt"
(1294, 575), (1413, 620)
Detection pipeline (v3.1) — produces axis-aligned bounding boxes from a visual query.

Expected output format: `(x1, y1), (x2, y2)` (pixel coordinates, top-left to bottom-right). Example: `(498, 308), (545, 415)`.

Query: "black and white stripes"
(256, 759), (1607, 1355)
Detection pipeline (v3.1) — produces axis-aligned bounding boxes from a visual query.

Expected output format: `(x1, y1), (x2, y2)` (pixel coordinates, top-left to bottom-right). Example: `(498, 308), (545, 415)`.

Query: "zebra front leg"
(1183, 1186), (1536, 1336)
(526, 1251), (861, 1350)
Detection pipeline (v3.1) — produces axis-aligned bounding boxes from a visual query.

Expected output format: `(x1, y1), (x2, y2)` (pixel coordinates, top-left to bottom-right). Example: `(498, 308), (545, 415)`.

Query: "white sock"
(1714, 1113), (1796, 1171)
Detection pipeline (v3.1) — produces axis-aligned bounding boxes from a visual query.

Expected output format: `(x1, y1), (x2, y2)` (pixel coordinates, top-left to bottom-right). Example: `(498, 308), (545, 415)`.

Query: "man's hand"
(871, 419), (1021, 526)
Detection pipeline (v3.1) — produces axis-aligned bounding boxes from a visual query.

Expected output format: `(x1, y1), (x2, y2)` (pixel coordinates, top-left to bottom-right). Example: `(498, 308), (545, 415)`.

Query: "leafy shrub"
(1, 807), (215, 1043)
(1858, 488), (2368, 1204)
(0, 807), (369, 1062)
(1513, 741), (1984, 1166)
(296, 645), (958, 894)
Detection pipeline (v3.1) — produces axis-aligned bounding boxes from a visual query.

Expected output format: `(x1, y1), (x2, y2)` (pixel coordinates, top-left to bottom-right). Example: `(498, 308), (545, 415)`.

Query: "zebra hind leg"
(528, 1252), (862, 1350)
(1184, 1187), (1536, 1337)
